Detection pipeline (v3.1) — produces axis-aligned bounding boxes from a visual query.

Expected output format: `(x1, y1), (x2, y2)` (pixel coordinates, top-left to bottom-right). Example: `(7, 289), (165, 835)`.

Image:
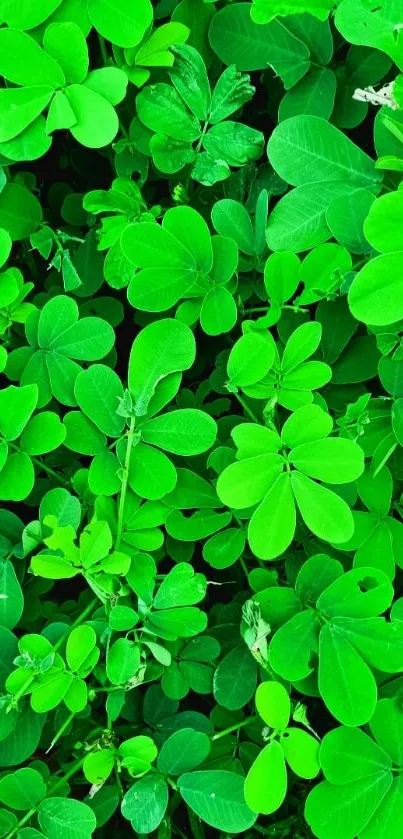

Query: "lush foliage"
(1, 1), (403, 838)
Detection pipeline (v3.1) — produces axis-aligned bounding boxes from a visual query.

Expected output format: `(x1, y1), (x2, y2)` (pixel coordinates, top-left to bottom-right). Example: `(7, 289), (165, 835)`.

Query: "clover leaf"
(217, 403), (364, 559)
(122, 206), (239, 335)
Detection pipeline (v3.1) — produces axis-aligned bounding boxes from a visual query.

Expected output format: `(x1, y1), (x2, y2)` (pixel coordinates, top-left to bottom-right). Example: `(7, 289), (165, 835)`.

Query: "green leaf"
(264, 251), (300, 305)
(227, 333), (275, 387)
(320, 726), (392, 784)
(31, 670), (74, 712)
(136, 83), (201, 142)
(269, 609), (319, 682)
(0, 809), (17, 836)
(298, 244), (353, 306)
(331, 616), (403, 672)
(280, 728), (320, 779)
(361, 775), (403, 839)
(213, 646), (257, 710)
(83, 750), (114, 785)
(0, 706), (44, 767)
(255, 680), (291, 729)
(84, 68), (128, 106)
(141, 409), (216, 455)
(268, 115), (381, 188)
(191, 152), (230, 185)
(370, 697), (403, 766)
(121, 775), (168, 833)
(216, 453), (283, 508)
(135, 22), (189, 67)
(0, 768), (46, 810)
(266, 182), (353, 253)
(169, 44), (210, 120)
(305, 773), (393, 839)
(348, 253), (403, 326)
(209, 3), (309, 87)
(204, 122), (264, 167)
(282, 321), (322, 372)
(1, 0), (62, 29)
(128, 442), (177, 500)
(318, 623), (377, 726)
(66, 625), (97, 673)
(157, 728), (210, 775)
(210, 65), (256, 124)
(87, 0), (153, 48)
(202, 528), (246, 569)
(316, 567), (393, 618)
(0, 28), (65, 87)
(335, 0), (403, 68)
(30, 553), (78, 580)
(20, 411), (66, 455)
(0, 384), (38, 440)
(251, 0), (333, 22)
(0, 114), (51, 161)
(289, 438), (364, 483)
(200, 285), (238, 336)
(128, 319), (195, 417)
(145, 606), (207, 640)
(74, 365), (125, 437)
(291, 472), (355, 543)
(279, 68), (337, 121)
(0, 229), (11, 270)
(38, 798), (96, 839)
(0, 183), (42, 241)
(245, 741), (287, 815)
(212, 199), (255, 255)
(150, 134), (195, 174)
(178, 771), (257, 833)
(363, 191), (403, 253)
(326, 188), (374, 254)
(0, 87), (54, 144)
(43, 22), (88, 84)
(296, 554), (344, 606)
(281, 404), (333, 447)
(0, 560), (24, 631)
(65, 85), (119, 148)
(64, 411), (106, 455)
(106, 638), (140, 685)
(154, 563), (206, 609)
(248, 472), (296, 560)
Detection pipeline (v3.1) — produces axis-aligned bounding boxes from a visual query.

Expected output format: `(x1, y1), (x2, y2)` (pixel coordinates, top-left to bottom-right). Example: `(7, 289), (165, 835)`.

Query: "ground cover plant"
(2, 0), (403, 837)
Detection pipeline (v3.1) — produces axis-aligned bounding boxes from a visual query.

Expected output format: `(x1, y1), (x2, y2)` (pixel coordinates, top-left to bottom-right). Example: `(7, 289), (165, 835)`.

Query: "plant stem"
(115, 416), (136, 549)
(46, 710), (76, 753)
(234, 393), (259, 423)
(212, 715), (258, 740)
(98, 35), (109, 65)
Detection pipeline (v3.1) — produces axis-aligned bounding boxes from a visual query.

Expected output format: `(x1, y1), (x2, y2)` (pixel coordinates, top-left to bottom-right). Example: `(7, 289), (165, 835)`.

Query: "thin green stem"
(46, 710), (76, 753)
(115, 416), (136, 549)
(98, 35), (109, 65)
(119, 119), (129, 139)
(212, 715), (258, 740)
(246, 304), (308, 314)
(239, 556), (249, 579)
(234, 393), (259, 423)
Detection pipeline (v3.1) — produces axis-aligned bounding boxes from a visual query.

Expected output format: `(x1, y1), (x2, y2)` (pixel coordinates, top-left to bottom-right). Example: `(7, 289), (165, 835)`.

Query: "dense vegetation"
(0, 0), (403, 837)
